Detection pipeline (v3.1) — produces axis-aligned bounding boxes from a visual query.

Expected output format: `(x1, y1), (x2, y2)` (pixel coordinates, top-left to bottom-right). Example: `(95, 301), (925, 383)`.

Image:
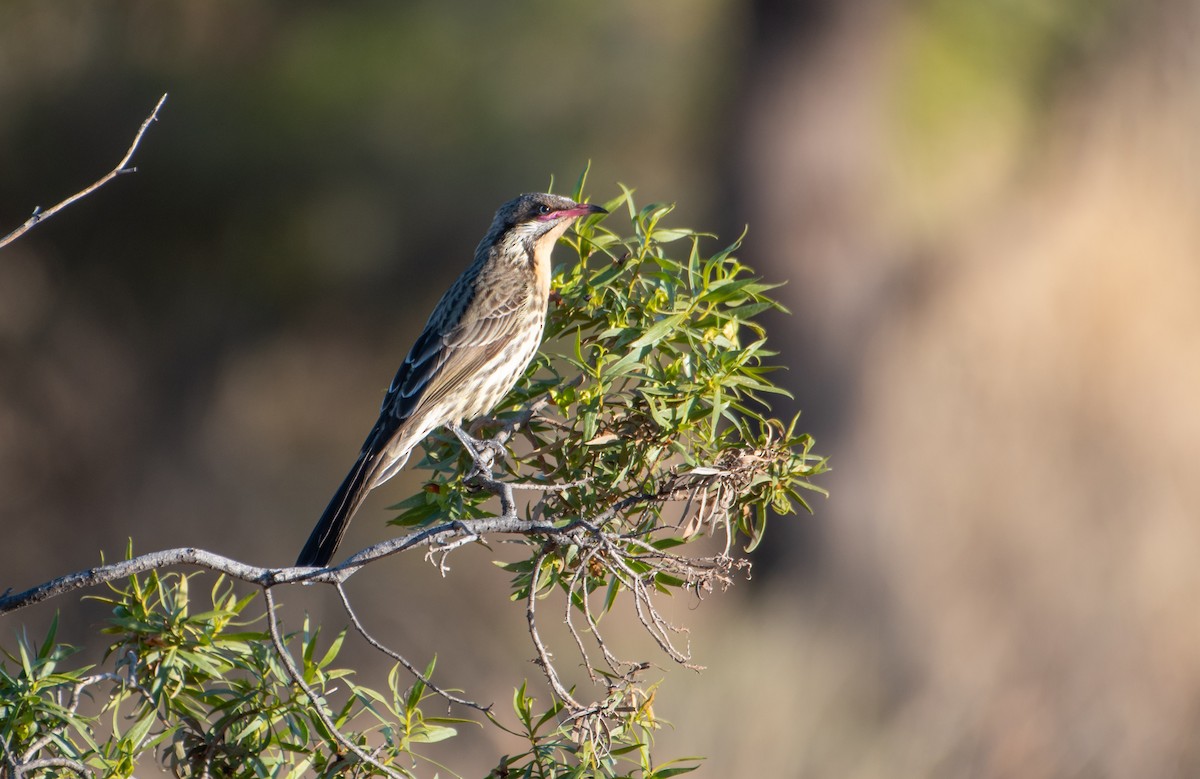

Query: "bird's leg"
(449, 423), (506, 475)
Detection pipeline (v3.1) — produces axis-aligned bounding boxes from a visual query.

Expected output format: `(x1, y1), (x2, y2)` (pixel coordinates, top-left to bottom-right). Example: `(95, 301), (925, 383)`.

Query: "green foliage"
(395, 177), (824, 554)
(1, 573), (457, 777)
(0, 180), (825, 777)
(0, 616), (96, 772)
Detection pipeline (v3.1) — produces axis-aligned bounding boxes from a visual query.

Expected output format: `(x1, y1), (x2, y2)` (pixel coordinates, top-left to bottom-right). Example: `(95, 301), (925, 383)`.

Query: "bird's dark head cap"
(490, 193), (607, 237)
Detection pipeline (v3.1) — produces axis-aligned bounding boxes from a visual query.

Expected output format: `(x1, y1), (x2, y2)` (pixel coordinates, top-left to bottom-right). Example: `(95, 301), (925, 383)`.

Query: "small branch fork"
(0, 422), (764, 772)
(0, 93), (168, 251)
(0, 649), (151, 779)
(263, 587), (407, 779)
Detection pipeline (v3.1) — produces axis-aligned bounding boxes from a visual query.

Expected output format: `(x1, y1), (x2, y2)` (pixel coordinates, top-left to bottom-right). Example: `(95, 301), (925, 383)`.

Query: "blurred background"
(3, 0), (1199, 776)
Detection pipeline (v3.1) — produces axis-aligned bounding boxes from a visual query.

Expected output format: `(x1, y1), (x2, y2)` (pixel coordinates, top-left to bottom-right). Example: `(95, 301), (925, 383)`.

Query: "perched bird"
(296, 193), (606, 567)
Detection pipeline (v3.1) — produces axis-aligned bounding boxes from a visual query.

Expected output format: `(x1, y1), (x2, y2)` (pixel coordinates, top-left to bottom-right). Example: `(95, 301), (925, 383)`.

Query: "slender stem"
(1, 94), (168, 250)
(333, 581), (489, 712)
(263, 587), (404, 779)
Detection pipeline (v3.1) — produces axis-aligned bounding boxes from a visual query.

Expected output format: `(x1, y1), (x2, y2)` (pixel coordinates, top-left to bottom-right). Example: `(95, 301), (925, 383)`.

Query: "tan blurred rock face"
(729, 1), (1200, 775)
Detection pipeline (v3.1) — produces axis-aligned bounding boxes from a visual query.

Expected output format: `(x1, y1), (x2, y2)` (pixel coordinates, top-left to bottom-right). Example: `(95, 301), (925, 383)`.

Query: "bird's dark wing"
(381, 279), (533, 423)
(383, 325), (446, 420)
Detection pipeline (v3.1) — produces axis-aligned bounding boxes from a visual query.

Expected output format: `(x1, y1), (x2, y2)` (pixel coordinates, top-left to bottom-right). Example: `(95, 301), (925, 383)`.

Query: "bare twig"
(262, 587), (405, 779)
(563, 564), (599, 684)
(424, 529), (482, 575)
(573, 551), (631, 677)
(588, 533), (700, 669)
(0, 94), (168, 250)
(525, 549), (585, 713)
(332, 581), (489, 713)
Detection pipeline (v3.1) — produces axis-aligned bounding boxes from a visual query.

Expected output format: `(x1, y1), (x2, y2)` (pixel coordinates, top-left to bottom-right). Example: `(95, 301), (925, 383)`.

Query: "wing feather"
(382, 277), (533, 424)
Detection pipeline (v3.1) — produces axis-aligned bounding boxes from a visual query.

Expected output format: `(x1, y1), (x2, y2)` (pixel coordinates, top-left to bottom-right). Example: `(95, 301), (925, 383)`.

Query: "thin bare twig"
(425, 530), (482, 575)
(0, 94), (168, 250)
(588, 532), (699, 668)
(525, 549), (585, 712)
(262, 587), (405, 779)
(573, 551), (631, 677)
(563, 564), (599, 684)
(332, 581), (489, 713)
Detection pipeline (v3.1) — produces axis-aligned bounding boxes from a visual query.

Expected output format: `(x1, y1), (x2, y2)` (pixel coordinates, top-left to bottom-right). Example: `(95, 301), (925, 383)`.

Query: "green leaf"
(572, 160), (592, 201)
(626, 312), (688, 351)
(652, 763), (703, 777)
(316, 630), (345, 670)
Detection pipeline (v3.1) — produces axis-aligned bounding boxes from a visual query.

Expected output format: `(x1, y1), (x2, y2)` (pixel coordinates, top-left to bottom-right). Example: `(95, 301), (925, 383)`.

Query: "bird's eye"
(537, 204), (552, 215)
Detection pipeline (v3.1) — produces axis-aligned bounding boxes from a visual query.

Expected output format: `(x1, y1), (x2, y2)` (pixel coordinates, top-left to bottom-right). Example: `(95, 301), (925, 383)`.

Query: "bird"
(296, 192), (606, 567)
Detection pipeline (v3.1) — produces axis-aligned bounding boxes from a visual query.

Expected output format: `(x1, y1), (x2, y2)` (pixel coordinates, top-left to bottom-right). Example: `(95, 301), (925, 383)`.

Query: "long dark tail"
(296, 450), (378, 567)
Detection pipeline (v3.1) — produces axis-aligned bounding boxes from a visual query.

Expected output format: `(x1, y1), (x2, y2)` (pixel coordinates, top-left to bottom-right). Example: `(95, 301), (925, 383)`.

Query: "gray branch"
(0, 516), (577, 615)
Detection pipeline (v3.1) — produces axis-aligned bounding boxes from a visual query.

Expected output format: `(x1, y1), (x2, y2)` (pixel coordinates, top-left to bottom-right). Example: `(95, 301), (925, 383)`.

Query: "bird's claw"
(449, 423), (505, 476)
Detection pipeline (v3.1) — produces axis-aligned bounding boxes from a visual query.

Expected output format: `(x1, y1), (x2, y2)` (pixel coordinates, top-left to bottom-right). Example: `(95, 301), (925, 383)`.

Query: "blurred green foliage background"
(5, 1), (1200, 775)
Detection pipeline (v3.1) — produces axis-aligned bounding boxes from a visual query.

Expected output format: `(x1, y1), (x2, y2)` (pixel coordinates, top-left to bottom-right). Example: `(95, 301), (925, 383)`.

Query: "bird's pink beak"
(541, 202), (607, 221)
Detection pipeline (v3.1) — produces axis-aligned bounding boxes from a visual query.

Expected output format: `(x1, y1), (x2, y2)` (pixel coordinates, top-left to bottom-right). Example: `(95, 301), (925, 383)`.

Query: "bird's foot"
(449, 423), (506, 476)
